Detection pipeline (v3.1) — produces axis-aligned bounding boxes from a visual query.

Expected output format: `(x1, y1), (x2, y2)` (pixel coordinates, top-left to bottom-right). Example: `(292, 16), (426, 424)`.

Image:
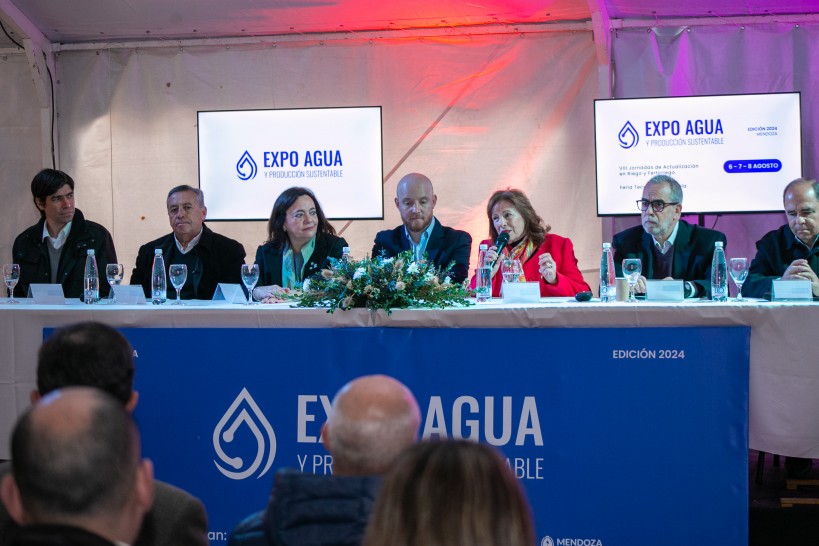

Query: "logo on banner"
(541, 538), (554, 546)
(236, 151), (258, 181)
(618, 121), (639, 149)
(213, 388), (276, 480)
(542, 537), (602, 546)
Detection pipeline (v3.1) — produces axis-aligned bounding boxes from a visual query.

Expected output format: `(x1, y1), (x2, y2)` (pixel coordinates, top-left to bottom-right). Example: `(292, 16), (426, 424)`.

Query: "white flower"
(443, 276), (451, 285)
(302, 278), (311, 291)
(382, 257), (394, 264)
(353, 267), (366, 280)
(407, 262), (420, 274)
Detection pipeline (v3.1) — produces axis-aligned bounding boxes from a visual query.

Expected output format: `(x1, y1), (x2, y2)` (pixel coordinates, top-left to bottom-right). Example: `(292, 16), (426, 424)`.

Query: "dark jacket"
(743, 224), (819, 298)
(0, 463), (209, 546)
(255, 233), (348, 287)
(6, 524), (117, 546)
(372, 219), (472, 284)
(612, 219), (727, 297)
(12, 209), (117, 299)
(228, 470), (380, 546)
(130, 223), (246, 300)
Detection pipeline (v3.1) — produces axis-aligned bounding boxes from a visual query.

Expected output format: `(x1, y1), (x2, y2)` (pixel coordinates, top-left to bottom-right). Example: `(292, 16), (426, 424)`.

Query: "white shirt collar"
(42, 220), (72, 251)
(175, 228), (204, 254)
(651, 220), (680, 255)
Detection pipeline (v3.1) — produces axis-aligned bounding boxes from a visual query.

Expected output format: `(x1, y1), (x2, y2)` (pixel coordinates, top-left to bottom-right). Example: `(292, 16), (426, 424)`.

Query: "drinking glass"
(729, 257), (749, 301)
(241, 264), (260, 305)
(501, 259), (523, 283)
(622, 258), (642, 303)
(168, 264), (188, 305)
(3, 264), (20, 304)
(105, 263), (124, 302)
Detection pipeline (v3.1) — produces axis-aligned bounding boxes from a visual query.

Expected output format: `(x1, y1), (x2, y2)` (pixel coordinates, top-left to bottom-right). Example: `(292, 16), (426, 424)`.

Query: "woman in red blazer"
(470, 188), (590, 297)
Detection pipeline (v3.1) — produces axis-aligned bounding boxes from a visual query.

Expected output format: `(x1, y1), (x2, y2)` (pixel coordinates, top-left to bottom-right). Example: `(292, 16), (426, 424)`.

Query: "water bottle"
(341, 246), (351, 263)
(83, 249), (99, 304)
(711, 241), (728, 302)
(476, 244), (491, 303)
(600, 242), (615, 302)
(151, 248), (167, 304)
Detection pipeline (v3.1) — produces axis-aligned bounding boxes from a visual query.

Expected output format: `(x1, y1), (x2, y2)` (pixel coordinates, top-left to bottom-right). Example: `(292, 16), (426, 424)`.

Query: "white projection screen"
(594, 92), (802, 216)
(198, 106), (384, 220)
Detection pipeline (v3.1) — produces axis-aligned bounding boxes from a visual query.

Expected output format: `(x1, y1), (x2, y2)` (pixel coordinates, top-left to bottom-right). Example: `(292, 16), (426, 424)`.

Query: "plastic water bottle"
(476, 244), (491, 303)
(341, 246), (351, 263)
(83, 249), (99, 304)
(711, 241), (728, 302)
(151, 248), (167, 304)
(600, 242), (615, 302)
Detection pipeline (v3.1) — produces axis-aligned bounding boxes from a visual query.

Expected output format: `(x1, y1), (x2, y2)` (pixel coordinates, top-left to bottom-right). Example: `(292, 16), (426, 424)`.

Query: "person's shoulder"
(612, 224), (644, 244)
(13, 222), (42, 248)
(438, 223), (471, 242)
(137, 233), (173, 254)
(756, 224), (789, 244)
(205, 226), (245, 250)
(373, 226), (403, 245)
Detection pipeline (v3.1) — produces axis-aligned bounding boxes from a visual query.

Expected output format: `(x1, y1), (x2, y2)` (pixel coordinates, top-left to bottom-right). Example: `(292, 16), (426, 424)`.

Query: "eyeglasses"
(636, 199), (679, 212)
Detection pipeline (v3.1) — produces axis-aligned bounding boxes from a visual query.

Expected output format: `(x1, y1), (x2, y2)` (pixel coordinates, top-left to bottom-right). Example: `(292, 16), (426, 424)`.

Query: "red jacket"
(471, 233), (590, 297)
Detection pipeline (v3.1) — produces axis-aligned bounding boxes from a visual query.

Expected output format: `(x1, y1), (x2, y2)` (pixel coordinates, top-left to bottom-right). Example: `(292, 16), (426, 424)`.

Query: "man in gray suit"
(0, 322), (209, 546)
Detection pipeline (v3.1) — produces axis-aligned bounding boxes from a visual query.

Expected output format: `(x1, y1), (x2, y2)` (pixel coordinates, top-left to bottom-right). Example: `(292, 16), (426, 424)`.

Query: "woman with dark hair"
(470, 188), (589, 297)
(252, 187), (348, 301)
(362, 440), (535, 546)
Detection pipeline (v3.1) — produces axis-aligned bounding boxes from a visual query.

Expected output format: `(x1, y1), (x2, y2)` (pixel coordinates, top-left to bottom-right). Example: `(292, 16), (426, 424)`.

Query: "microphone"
(490, 231), (510, 268)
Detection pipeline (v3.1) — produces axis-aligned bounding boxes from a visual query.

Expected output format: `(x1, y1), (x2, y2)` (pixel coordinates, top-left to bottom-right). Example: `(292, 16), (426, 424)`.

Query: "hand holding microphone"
(488, 231), (510, 268)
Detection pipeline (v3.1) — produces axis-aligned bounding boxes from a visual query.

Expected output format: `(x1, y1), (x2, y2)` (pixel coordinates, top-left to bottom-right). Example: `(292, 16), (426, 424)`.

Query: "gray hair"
(167, 185), (205, 208)
(646, 174), (683, 204)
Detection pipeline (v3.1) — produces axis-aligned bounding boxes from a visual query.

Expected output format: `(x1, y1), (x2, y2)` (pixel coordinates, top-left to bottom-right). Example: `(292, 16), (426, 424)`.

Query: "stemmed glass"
(729, 257), (749, 301)
(241, 264), (260, 305)
(622, 259), (642, 303)
(501, 259), (523, 283)
(3, 264), (20, 304)
(168, 264), (188, 305)
(105, 263), (124, 303)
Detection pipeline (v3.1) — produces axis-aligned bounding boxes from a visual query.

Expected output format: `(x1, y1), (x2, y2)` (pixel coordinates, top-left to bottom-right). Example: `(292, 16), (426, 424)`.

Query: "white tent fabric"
(13, 30), (601, 283)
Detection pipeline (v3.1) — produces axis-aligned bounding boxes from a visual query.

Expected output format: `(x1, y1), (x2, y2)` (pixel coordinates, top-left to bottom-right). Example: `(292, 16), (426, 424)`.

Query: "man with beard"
(612, 175), (726, 298)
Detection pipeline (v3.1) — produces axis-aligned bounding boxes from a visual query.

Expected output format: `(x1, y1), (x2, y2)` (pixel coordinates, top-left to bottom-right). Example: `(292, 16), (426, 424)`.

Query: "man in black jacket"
(228, 375), (420, 546)
(12, 169), (117, 299)
(372, 173), (471, 284)
(131, 185), (246, 300)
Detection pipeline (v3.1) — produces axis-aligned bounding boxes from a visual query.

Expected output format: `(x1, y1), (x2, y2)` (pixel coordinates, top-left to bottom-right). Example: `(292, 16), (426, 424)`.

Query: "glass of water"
(729, 257), (749, 301)
(168, 264), (188, 305)
(241, 264), (260, 305)
(106, 263), (124, 302)
(3, 264), (20, 303)
(501, 259), (523, 283)
(622, 258), (642, 303)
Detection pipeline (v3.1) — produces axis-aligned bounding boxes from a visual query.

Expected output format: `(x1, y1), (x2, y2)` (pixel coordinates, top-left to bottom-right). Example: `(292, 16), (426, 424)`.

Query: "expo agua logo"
(236, 150), (258, 181)
(617, 121), (639, 149)
(213, 388), (276, 480)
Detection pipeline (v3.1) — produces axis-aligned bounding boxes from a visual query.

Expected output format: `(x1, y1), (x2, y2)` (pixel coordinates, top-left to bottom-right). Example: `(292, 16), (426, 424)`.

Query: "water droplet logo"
(213, 388), (276, 480)
(618, 121), (639, 149)
(541, 537), (554, 546)
(236, 151), (258, 181)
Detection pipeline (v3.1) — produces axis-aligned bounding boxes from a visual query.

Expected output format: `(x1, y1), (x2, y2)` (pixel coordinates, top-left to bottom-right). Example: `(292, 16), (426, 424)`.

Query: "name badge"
(644, 280), (684, 302)
(772, 279), (812, 301)
(113, 285), (147, 305)
(502, 282), (540, 304)
(27, 284), (66, 305)
(213, 283), (247, 304)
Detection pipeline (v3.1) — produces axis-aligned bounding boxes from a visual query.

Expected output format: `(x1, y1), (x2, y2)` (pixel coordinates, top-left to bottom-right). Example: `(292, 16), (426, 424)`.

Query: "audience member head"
(639, 174), (683, 244)
(166, 184), (207, 246)
(783, 177), (819, 246)
(36, 321), (136, 410)
(266, 186), (336, 249)
(395, 173), (437, 238)
(30, 168), (76, 226)
(362, 440), (535, 546)
(486, 188), (549, 246)
(322, 375), (420, 476)
(0, 387), (154, 545)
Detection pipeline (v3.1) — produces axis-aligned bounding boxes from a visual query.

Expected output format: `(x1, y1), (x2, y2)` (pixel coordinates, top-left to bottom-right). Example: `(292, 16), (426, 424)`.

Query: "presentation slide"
(198, 107), (384, 220)
(595, 92), (802, 216)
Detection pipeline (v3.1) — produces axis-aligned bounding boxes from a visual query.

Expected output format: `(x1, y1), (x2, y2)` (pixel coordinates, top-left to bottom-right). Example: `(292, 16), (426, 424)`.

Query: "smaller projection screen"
(594, 92), (802, 216)
(198, 107), (384, 220)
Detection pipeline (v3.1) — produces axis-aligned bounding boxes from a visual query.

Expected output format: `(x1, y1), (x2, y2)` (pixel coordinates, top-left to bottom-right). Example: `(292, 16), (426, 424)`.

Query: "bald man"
(372, 173), (472, 284)
(229, 375), (421, 546)
(0, 387), (154, 546)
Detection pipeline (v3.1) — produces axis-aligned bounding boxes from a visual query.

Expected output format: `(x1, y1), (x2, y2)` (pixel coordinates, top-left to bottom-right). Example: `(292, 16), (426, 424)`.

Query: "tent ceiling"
(1, 0), (819, 47)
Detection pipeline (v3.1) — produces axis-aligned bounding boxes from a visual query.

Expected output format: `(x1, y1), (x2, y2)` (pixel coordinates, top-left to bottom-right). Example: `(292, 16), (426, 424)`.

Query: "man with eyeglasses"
(612, 174), (727, 298)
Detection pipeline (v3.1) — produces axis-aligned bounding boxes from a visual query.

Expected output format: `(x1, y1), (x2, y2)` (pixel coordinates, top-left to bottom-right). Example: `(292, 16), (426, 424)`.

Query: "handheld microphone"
(490, 231), (510, 268)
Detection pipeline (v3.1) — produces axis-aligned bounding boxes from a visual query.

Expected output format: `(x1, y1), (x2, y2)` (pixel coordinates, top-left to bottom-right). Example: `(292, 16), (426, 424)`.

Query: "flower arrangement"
(294, 250), (472, 314)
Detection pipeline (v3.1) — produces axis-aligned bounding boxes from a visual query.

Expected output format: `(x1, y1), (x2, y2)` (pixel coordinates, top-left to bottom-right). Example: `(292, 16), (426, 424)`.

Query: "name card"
(645, 280), (684, 302)
(213, 283), (247, 304)
(502, 282), (540, 304)
(772, 279), (813, 301)
(113, 285), (147, 305)
(27, 284), (66, 305)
